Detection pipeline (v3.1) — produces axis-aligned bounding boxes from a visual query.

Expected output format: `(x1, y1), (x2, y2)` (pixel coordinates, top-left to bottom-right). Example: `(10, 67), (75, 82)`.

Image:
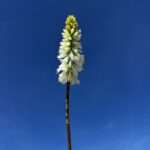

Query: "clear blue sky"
(0, 0), (150, 150)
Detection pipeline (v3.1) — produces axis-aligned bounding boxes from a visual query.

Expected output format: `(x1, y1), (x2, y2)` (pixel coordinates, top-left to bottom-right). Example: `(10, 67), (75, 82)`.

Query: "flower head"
(57, 15), (85, 85)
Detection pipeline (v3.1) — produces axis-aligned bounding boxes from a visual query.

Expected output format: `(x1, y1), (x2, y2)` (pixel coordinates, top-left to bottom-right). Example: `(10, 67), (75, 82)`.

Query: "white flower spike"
(57, 15), (85, 85)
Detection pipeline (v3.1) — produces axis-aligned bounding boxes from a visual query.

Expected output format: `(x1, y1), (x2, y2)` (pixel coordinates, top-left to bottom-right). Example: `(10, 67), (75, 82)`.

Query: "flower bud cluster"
(57, 15), (84, 85)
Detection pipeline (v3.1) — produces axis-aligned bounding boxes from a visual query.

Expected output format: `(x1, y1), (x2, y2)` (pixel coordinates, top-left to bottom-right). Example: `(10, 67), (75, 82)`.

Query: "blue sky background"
(0, 0), (150, 149)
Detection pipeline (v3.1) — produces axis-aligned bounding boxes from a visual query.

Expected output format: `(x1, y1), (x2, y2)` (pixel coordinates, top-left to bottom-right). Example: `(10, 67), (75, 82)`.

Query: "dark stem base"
(65, 82), (72, 150)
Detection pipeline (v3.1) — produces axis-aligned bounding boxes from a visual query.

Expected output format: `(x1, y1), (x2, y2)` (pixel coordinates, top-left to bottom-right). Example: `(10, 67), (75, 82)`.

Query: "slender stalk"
(65, 81), (72, 150)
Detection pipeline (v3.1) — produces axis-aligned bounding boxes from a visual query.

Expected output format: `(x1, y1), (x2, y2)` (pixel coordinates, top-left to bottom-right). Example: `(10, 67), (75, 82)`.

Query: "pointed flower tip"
(66, 15), (76, 22)
(65, 15), (78, 31)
